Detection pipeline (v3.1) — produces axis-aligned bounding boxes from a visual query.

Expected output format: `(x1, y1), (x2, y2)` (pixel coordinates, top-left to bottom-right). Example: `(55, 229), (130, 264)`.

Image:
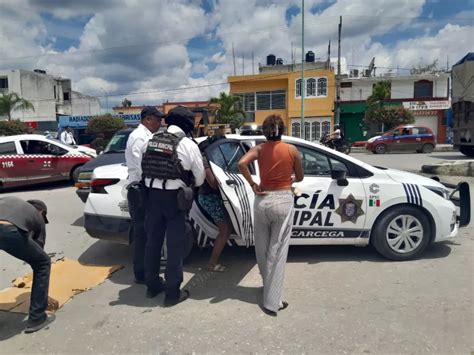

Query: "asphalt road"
(1, 152), (473, 354)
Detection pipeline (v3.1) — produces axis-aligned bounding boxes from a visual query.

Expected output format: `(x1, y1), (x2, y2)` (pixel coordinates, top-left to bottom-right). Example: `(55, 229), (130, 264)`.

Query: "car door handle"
(28, 159), (35, 163)
(226, 179), (237, 186)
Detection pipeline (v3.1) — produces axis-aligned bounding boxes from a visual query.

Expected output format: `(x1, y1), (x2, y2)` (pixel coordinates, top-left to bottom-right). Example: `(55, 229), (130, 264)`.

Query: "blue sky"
(0, 0), (472, 106)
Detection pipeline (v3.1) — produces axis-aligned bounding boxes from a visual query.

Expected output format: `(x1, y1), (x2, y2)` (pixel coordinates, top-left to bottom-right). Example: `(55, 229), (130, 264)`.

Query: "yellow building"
(228, 63), (335, 141)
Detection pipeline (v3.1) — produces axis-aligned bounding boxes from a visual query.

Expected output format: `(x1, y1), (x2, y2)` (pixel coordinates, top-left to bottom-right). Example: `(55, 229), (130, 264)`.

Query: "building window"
(243, 92), (255, 111)
(63, 92), (70, 101)
(54, 86), (57, 99)
(321, 121), (330, 136)
(257, 91), (271, 110)
(296, 77), (327, 98)
(341, 82), (352, 88)
(0, 77), (8, 90)
(271, 90), (286, 109)
(296, 79), (302, 97)
(292, 122), (300, 138)
(307, 78), (316, 96)
(317, 78), (327, 96)
(414, 80), (433, 98)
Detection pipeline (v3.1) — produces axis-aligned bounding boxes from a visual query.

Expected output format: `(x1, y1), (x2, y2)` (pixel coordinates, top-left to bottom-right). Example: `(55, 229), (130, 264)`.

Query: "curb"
(351, 145), (455, 154)
(421, 160), (474, 177)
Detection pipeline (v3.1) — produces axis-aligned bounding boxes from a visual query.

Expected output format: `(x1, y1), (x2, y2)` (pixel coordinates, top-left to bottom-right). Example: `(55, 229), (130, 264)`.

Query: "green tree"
(364, 81), (414, 131)
(86, 114), (127, 139)
(0, 120), (28, 136)
(122, 98), (132, 107)
(209, 92), (245, 128)
(0, 92), (35, 121)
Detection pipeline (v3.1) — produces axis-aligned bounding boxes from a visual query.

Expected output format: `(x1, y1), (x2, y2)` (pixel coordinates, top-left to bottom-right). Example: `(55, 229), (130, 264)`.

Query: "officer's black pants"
(127, 183), (147, 280)
(144, 188), (185, 299)
(0, 225), (51, 322)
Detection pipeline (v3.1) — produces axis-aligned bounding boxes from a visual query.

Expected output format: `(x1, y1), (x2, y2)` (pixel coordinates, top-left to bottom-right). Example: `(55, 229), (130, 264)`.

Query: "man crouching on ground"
(0, 197), (55, 333)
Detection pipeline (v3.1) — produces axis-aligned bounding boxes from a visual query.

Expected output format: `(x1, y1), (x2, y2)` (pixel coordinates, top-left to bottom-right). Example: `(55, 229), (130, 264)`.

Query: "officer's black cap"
(140, 106), (165, 120)
(165, 106), (195, 133)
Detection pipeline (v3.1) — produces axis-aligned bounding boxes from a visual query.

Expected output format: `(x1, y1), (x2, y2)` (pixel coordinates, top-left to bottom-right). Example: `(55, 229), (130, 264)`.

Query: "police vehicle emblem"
(335, 194), (365, 223)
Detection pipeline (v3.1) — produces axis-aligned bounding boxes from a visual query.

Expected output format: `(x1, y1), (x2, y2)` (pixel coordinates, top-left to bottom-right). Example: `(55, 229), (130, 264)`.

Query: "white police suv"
(83, 135), (470, 261)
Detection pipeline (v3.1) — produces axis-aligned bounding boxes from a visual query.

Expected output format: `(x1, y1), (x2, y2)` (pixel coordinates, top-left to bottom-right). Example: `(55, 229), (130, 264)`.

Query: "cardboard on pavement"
(0, 258), (123, 314)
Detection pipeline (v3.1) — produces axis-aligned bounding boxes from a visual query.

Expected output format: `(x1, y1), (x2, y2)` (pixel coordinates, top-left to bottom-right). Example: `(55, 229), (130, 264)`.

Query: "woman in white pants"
(238, 114), (304, 316)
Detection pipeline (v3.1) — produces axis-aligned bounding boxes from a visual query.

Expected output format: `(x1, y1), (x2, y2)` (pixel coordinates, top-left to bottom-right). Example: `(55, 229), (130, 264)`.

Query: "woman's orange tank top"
(258, 141), (294, 189)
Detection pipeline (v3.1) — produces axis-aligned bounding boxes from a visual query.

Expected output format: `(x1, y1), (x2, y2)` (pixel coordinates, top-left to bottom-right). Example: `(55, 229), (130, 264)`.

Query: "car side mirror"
(331, 169), (348, 186)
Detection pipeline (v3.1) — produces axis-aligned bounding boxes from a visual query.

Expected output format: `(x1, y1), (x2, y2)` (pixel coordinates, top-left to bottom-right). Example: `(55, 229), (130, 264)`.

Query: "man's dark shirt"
(0, 196), (46, 248)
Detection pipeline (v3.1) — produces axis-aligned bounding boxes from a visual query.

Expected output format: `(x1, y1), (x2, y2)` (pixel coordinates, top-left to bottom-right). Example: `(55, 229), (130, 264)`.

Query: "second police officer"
(141, 106), (205, 306)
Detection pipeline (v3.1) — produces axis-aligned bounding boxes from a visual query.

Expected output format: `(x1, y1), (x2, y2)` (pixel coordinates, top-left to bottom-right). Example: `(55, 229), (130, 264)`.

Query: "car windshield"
(46, 137), (75, 148)
(104, 131), (130, 153)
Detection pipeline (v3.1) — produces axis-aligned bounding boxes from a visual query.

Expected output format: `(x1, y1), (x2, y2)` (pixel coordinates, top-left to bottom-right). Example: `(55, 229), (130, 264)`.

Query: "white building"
(0, 69), (101, 131)
(340, 71), (451, 143)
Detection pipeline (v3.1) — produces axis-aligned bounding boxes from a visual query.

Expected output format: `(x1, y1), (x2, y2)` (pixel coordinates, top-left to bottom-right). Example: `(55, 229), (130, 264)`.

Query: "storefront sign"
(411, 110), (439, 117)
(402, 100), (450, 111)
(24, 121), (38, 130)
(58, 114), (141, 128)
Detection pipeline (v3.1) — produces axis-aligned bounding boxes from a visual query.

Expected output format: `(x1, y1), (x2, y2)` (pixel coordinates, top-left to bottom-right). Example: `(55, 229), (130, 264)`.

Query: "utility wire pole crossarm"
(300, 0), (305, 140)
(335, 15), (342, 126)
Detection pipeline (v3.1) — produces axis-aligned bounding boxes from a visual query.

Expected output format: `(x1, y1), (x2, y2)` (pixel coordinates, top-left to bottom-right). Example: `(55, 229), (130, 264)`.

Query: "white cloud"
(0, 0), (472, 107)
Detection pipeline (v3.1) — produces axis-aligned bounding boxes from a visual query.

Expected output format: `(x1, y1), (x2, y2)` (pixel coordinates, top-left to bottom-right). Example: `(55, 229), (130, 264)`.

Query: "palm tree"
(0, 92), (35, 121)
(209, 92), (246, 128)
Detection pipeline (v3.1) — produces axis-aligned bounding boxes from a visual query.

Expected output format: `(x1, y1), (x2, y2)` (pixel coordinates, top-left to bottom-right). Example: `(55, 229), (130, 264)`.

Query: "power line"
(0, 14), (471, 62)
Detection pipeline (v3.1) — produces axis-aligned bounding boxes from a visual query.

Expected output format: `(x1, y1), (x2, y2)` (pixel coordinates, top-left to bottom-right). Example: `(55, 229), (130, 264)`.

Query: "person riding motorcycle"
(328, 124), (343, 149)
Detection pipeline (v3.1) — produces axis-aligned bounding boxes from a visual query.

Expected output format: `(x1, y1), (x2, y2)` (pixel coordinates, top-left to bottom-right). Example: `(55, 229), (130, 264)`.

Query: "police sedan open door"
(205, 139), (257, 246)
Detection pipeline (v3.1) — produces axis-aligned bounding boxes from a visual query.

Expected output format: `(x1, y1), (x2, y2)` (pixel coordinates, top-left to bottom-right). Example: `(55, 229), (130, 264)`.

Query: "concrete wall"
(0, 69), (100, 124)
(340, 73), (450, 102)
(69, 91), (101, 116)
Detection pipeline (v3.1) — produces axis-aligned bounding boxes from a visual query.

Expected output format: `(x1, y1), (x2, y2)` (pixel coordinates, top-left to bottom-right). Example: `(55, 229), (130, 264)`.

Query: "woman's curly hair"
(262, 114), (285, 141)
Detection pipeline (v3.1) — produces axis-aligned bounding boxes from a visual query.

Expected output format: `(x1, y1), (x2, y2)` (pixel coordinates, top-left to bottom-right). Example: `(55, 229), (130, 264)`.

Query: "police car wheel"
(371, 206), (431, 260)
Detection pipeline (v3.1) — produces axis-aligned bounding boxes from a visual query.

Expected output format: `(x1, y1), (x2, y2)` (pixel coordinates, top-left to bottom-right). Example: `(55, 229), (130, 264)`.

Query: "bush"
(86, 114), (127, 139)
(363, 106), (415, 131)
(0, 120), (28, 136)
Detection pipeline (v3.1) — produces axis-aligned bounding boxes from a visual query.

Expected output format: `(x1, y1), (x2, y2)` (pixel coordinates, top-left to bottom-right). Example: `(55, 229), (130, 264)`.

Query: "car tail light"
(90, 178), (120, 194)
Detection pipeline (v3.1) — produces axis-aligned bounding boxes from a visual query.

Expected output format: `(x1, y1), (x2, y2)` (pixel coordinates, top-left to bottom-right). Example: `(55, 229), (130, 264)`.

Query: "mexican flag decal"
(369, 198), (381, 207)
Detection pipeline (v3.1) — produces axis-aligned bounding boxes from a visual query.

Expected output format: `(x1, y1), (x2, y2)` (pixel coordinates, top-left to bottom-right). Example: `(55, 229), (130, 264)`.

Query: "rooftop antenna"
(446, 54), (449, 71)
(327, 39), (331, 69)
(252, 52), (255, 74)
(232, 42), (236, 75)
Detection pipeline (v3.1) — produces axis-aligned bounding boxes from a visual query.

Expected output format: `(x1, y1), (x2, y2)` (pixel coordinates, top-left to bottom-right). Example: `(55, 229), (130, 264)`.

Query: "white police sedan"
(83, 135), (470, 261)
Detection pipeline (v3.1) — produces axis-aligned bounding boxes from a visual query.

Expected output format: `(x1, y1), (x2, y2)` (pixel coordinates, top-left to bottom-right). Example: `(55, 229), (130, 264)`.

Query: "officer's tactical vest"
(141, 131), (186, 183)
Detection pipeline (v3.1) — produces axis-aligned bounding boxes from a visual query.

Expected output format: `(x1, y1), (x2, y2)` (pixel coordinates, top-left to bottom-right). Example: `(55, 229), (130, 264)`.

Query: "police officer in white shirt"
(59, 126), (76, 145)
(142, 106), (205, 306)
(125, 106), (164, 284)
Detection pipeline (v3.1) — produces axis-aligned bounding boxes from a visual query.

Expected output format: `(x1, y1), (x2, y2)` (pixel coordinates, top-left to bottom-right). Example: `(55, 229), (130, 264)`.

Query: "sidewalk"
(351, 144), (454, 153)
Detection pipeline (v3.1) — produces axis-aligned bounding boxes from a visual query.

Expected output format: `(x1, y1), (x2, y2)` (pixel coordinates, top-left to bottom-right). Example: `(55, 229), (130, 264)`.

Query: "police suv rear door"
(205, 139), (256, 246)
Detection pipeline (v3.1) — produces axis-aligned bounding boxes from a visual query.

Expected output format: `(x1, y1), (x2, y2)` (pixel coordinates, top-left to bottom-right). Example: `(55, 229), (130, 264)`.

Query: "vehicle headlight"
(424, 185), (450, 200)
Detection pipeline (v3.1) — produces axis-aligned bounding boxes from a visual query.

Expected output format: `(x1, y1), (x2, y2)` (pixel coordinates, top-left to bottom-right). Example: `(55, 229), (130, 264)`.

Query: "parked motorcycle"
(319, 133), (351, 155)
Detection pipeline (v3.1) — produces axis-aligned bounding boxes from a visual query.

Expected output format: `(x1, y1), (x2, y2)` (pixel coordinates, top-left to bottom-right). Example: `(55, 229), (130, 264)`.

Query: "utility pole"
(252, 52), (255, 74)
(300, 0), (305, 139)
(232, 43), (236, 75)
(335, 15), (342, 126)
(242, 53), (245, 75)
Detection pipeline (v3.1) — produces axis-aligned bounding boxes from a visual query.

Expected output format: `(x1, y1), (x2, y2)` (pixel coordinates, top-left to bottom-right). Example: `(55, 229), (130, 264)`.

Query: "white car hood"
(383, 168), (444, 188)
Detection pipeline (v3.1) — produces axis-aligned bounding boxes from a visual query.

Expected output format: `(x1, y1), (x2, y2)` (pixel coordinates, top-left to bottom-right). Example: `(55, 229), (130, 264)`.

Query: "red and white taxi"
(0, 134), (96, 189)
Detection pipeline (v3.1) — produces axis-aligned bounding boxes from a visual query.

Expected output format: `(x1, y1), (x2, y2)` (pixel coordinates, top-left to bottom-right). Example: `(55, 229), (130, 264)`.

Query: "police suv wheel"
(371, 206), (431, 260)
